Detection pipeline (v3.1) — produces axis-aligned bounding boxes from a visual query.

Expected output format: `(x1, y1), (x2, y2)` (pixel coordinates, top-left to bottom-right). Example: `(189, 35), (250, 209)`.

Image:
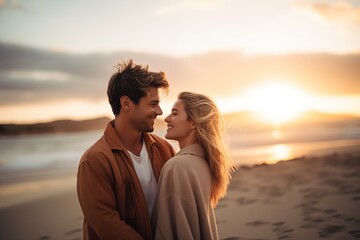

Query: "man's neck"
(114, 117), (143, 155)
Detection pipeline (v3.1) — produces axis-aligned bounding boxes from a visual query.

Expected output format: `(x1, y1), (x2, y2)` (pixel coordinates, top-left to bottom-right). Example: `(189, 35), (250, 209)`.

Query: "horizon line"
(2, 110), (360, 125)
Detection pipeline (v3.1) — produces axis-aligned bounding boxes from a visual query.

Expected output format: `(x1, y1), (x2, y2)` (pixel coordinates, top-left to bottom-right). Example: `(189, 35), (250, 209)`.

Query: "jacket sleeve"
(152, 161), (200, 240)
(77, 154), (143, 240)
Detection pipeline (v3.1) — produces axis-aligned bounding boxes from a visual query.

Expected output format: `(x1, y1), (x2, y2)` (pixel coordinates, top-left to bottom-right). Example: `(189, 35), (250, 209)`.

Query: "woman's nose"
(164, 114), (171, 123)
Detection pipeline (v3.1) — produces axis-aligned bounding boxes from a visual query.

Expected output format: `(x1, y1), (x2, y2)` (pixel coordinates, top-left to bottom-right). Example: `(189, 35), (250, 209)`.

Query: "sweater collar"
(104, 120), (156, 151)
(176, 143), (205, 159)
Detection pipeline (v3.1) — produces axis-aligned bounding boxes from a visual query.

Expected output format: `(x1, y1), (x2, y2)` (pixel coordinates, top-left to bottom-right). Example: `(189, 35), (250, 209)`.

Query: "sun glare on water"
(245, 83), (309, 125)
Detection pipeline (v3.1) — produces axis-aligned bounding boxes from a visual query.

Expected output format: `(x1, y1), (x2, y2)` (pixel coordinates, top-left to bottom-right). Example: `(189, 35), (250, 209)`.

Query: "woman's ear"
(120, 96), (132, 111)
(190, 121), (197, 130)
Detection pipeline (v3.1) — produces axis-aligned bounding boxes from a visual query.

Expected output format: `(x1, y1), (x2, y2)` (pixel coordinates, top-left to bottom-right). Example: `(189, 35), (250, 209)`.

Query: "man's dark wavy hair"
(107, 59), (169, 115)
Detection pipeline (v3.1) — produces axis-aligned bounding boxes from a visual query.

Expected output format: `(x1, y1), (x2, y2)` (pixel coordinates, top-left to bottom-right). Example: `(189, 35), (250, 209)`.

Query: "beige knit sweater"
(152, 144), (218, 240)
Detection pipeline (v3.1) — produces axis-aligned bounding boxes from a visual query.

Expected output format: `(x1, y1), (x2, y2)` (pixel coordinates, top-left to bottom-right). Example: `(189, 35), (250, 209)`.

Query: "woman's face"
(164, 99), (196, 145)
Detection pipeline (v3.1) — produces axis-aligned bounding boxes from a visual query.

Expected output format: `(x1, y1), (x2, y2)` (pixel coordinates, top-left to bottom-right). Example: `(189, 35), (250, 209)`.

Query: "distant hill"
(222, 111), (360, 128)
(0, 117), (111, 136)
(290, 111), (360, 124)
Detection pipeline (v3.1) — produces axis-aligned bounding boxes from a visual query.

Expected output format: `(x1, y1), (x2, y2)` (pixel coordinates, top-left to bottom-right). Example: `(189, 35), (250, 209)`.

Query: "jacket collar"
(176, 143), (205, 159)
(104, 120), (156, 151)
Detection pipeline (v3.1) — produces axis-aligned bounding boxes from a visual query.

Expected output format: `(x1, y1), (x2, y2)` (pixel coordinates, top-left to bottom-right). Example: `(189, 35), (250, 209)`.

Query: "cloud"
(0, 0), (27, 11)
(154, 0), (221, 15)
(295, 0), (360, 25)
(0, 42), (180, 105)
(6, 70), (72, 82)
(0, 41), (359, 107)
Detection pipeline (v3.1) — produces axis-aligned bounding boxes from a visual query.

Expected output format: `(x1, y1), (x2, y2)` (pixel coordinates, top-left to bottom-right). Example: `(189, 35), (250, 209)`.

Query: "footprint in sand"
(348, 230), (360, 238)
(353, 196), (360, 201)
(303, 190), (328, 201)
(246, 220), (269, 227)
(332, 213), (346, 220)
(273, 221), (285, 227)
(302, 206), (322, 215)
(259, 185), (286, 198)
(236, 197), (257, 205)
(217, 203), (228, 209)
(310, 216), (327, 224)
(322, 209), (337, 215)
(332, 212), (358, 223)
(338, 185), (360, 194)
(300, 223), (317, 229)
(38, 236), (51, 240)
(65, 229), (82, 240)
(65, 229), (82, 235)
(222, 237), (267, 240)
(345, 217), (357, 222)
(272, 222), (294, 239)
(277, 236), (290, 240)
(317, 225), (346, 238)
(342, 172), (360, 178)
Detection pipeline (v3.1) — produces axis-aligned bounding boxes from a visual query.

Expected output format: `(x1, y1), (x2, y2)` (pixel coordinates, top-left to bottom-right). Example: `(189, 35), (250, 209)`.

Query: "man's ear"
(120, 96), (132, 111)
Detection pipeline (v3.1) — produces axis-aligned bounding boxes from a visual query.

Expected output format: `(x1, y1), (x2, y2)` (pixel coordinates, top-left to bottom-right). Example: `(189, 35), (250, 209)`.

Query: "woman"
(152, 92), (234, 240)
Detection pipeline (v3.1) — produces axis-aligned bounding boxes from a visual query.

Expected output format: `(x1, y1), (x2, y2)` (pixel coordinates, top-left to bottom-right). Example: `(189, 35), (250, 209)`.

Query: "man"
(77, 59), (175, 240)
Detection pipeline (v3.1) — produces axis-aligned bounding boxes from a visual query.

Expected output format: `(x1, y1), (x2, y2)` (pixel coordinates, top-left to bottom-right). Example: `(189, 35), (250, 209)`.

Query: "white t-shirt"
(127, 141), (157, 216)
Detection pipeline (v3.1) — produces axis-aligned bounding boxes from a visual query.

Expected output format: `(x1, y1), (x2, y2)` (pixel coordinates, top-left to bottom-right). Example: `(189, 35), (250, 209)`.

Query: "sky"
(0, 0), (360, 124)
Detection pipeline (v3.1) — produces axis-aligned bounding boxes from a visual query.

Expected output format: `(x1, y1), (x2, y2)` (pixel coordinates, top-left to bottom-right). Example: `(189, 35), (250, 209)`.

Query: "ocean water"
(0, 131), (103, 173)
(0, 125), (359, 173)
(224, 123), (360, 165)
(0, 126), (359, 208)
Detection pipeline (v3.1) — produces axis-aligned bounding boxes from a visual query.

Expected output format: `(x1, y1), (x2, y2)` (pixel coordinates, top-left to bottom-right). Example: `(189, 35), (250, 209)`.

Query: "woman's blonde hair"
(178, 92), (234, 207)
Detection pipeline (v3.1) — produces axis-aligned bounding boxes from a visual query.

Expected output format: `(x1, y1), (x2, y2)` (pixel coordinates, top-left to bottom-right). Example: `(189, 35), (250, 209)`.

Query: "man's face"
(130, 87), (163, 132)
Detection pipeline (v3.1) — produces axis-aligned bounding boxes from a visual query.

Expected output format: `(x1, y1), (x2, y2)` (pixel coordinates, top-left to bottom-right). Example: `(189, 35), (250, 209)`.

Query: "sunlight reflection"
(268, 144), (291, 163)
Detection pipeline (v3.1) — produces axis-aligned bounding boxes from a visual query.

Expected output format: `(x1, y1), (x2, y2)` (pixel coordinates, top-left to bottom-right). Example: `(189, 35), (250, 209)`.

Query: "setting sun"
(244, 83), (310, 125)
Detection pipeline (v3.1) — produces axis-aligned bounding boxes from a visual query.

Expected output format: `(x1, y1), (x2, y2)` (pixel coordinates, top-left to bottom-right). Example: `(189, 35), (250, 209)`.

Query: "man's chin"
(143, 126), (154, 132)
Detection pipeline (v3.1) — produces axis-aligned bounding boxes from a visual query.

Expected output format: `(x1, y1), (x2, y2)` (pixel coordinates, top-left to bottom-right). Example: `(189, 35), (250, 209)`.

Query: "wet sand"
(0, 188), (83, 240)
(0, 151), (359, 240)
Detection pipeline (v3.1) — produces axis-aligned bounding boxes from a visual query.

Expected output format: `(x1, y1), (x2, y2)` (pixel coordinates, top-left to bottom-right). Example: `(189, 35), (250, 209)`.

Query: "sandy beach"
(0, 151), (359, 240)
(216, 151), (360, 240)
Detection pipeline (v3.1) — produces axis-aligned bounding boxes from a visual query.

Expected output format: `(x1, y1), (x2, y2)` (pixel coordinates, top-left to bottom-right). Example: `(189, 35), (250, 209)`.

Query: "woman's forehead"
(172, 99), (185, 109)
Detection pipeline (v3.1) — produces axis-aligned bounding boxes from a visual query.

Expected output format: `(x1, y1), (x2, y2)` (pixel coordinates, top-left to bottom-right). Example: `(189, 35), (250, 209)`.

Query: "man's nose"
(155, 105), (163, 115)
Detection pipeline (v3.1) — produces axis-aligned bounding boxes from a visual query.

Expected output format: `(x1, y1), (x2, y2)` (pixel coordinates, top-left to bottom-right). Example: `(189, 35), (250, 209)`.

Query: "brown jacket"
(77, 120), (175, 240)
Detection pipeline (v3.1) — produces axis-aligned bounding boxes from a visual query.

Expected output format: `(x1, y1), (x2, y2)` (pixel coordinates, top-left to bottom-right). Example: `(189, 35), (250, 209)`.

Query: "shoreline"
(231, 138), (360, 166)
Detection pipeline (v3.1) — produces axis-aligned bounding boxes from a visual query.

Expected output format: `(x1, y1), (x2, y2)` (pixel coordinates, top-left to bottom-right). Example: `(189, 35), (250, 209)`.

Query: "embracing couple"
(77, 60), (234, 240)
